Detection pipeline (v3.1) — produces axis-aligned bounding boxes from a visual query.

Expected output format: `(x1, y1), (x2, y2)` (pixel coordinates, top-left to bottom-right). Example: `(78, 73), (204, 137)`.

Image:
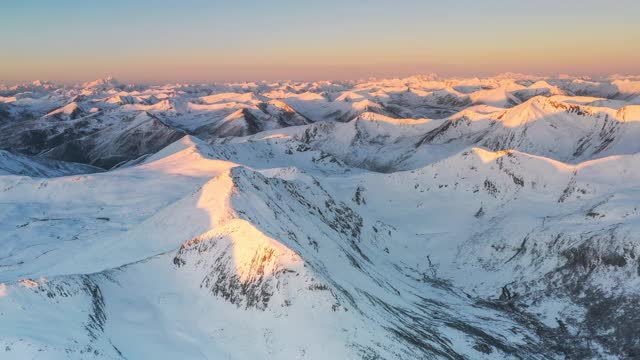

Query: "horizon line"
(3, 72), (640, 87)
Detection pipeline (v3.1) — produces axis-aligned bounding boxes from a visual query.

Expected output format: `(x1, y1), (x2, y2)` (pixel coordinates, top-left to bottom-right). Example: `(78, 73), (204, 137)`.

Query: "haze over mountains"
(1, 74), (640, 359)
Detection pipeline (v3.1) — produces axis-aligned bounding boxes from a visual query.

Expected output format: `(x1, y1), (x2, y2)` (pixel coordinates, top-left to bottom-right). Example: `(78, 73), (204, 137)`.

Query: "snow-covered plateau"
(1, 74), (640, 359)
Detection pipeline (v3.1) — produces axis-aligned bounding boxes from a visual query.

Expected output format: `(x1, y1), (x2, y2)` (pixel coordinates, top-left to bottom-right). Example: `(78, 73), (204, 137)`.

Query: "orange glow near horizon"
(1, 1), (639, 83)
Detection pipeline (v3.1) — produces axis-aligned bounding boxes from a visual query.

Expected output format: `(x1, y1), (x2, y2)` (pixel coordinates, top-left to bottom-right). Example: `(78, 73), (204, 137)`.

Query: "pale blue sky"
(1, 0), (638, 83)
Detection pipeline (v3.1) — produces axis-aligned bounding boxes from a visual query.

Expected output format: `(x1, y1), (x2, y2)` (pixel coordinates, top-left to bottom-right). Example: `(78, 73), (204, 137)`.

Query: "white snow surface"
(1, 74), (640, 359)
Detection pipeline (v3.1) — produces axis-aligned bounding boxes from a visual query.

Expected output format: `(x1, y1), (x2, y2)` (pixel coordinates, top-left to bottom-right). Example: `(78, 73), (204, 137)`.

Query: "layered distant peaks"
(0, 80), (58, 96)
(2, 74), (639, 172)
(81, 76), (125, 91)
(30, 80), (55, 88)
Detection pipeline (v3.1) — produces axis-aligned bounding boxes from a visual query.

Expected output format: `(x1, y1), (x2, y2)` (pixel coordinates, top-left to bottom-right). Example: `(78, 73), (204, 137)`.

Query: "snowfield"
(1, 74), (640, 359)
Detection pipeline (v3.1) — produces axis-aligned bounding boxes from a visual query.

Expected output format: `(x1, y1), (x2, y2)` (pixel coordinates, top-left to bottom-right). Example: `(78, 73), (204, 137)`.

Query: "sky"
(1, 0), (639, 83)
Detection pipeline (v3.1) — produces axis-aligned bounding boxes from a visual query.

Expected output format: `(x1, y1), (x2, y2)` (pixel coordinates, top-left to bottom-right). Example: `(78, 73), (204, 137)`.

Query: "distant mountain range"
(1, 74), (640, 359)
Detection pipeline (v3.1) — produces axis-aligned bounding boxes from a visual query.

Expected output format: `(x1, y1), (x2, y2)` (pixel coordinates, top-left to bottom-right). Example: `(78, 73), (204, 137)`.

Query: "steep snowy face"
(1, 74), (640, 359)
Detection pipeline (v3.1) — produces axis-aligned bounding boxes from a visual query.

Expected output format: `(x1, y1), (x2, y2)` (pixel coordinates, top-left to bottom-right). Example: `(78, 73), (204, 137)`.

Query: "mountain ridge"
(1, 75), (640, 359)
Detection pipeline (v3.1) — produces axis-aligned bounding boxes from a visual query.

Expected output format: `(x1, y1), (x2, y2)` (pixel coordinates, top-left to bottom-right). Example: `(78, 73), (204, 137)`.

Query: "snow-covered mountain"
(1, 75), (639, 359)
(0, 149), (102, 177)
